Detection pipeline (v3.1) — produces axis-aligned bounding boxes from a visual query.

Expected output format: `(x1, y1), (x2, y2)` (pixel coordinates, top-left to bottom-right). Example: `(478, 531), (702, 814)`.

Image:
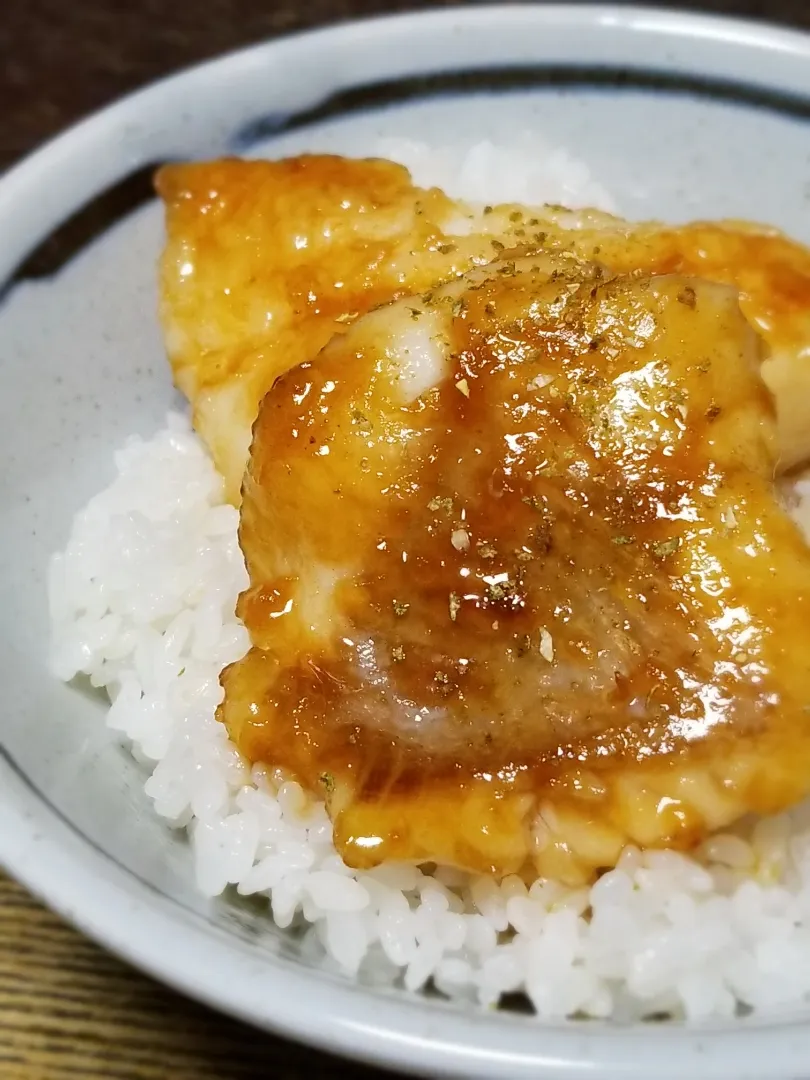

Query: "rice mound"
(47, 140), (810, 1023)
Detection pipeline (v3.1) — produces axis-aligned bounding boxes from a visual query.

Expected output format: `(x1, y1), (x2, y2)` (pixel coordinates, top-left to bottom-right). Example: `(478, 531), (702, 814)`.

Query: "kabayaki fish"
(156, 156), (810, 883)
(219, 251), (810, 885)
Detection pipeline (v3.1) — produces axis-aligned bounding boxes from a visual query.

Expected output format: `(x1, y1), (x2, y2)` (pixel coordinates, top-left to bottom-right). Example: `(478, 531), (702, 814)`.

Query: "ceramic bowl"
(3, 6), (810, 1077)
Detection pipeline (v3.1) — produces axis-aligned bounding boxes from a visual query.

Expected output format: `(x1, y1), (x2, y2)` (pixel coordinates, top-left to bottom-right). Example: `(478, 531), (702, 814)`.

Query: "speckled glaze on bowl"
(3, 7), (810, 1077)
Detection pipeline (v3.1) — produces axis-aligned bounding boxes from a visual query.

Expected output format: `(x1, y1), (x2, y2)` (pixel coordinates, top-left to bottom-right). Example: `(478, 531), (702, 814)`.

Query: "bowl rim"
(4, 5), (810, 1077)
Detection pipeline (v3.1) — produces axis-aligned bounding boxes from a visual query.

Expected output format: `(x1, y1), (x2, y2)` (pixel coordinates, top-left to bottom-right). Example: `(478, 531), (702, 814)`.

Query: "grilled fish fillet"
(157, 156), (810, 502)
(218, 251), (810, 885)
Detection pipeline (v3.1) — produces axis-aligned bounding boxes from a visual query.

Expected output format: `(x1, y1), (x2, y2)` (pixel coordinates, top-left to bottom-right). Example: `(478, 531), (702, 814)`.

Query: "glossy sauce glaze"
(562, 221), (810, 473)
(157, 156), (810, 503)
(156, 155), (549, 500)
(219, 252), (810, 884)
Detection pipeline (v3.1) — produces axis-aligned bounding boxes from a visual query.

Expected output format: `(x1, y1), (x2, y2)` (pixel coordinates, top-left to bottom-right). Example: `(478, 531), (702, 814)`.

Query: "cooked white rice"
(373, 132), (617, 211)
(47, 140), (810, 1023)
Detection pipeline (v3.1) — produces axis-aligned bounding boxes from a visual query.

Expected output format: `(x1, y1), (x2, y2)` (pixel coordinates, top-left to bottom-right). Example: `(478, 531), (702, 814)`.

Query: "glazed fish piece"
(219, 250), (810, 885)
(157, 156), (810, 501)
(156, 155), (587, 500)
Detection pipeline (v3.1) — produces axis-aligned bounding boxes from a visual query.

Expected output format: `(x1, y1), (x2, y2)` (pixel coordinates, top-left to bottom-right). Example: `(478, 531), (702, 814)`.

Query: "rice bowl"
(4, 10), (810, 1080)
(48, 139), (810, 1023)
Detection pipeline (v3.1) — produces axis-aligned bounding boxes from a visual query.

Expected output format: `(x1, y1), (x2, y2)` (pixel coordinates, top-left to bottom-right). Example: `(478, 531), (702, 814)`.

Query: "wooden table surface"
(3, 1), (810, 1077)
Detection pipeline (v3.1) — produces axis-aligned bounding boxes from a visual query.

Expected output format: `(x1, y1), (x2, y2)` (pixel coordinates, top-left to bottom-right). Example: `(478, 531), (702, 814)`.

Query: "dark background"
(1, 1), (808, 1078)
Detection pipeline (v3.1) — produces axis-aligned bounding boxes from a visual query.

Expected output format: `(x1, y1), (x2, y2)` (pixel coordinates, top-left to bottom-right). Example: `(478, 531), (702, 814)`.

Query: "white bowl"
(3, 6), (810, 1077)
